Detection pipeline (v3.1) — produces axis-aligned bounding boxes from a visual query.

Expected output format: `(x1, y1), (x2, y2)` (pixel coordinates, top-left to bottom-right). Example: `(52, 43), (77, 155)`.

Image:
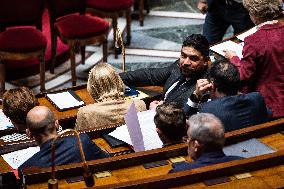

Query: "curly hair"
(2, 87), (39, 125)
(182, 34), (209, 57)
(87, 63), (125, 102)
(243, 0), (281, 21)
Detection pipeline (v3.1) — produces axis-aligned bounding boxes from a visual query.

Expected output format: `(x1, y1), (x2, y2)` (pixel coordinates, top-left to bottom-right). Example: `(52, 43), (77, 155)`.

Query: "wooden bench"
(20, 118), (284, 188)
(93, 150), (284, 189)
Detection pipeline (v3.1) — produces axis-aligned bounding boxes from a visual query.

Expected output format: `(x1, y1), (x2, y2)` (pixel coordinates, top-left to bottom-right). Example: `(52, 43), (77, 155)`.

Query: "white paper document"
(46, 91), (84, 110)
(109, 107), (163, 151)
(210, 40), (243, 59)
(236, 26), (257, 41)
(2, 147), (40, 169)
(0, 109), (14, 130)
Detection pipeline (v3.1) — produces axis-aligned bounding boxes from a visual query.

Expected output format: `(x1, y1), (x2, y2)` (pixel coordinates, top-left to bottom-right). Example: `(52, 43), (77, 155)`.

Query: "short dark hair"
(182, 34), (209, 57)
(26, 107), (55, 136)
(154, 102), (187, 142)
(210, 59), (240, 95)
(3, 87), (39, 125)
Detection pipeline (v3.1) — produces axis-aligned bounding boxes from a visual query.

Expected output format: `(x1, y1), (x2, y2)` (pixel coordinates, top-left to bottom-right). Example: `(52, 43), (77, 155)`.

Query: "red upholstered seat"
(55, 15), (109, 39)
(86, 0), (133, 11)
(0, 28), (47, 53)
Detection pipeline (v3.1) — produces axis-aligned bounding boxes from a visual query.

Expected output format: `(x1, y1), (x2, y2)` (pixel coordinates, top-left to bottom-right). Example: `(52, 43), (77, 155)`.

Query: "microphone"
(114, 28), (126, 72)
(48, 129), (95, 189)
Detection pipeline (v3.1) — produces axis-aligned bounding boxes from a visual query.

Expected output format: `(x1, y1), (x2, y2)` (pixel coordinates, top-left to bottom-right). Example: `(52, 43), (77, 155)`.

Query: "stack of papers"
(46, 91), (84, 111)
(0, 109), (14, 130)
(2, 147), (40, 169)
(210, 40), (244, 59)
(109, 106), (163, 151)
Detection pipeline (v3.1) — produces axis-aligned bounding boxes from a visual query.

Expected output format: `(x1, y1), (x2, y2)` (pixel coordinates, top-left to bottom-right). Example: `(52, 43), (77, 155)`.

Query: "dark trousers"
(203, 1), (254, 44)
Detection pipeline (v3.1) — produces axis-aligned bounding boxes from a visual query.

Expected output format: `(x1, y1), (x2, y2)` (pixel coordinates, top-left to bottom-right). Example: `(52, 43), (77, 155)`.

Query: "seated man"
(184, 59), (270, 132)
(19, 106), (109, 176)
(119, 34), (209, 108)
(170, 113), (242, 173)
(154, 102), (187, 147)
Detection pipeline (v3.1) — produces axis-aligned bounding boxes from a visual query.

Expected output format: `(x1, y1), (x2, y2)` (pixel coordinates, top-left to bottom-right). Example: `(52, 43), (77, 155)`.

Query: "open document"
(109, 104), (163, 151)
(210, 40), (243, 59)
(46, 90), (85, 111)
(236, 26), (257, 41)
(0, 109), (14, 130)
(2, 147), (40, 169)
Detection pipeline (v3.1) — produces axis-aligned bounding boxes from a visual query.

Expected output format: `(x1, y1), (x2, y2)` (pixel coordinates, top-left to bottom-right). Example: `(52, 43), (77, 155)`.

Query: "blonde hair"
(243, 0), (281, 21)
(87, 63), (125, 102)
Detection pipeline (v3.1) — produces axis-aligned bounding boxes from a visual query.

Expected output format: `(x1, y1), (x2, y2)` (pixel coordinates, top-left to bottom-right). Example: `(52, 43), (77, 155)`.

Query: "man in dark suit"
(170, 113), (242, 173)
(119, 34), (209, 109)
(19, 106), (109, 177)
(197, 0), (253, 44)
(184, 59), (271, 132)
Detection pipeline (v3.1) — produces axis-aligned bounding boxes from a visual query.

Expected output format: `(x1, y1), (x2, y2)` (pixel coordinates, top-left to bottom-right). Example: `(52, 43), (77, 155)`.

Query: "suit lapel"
(165, 79), (195, 103)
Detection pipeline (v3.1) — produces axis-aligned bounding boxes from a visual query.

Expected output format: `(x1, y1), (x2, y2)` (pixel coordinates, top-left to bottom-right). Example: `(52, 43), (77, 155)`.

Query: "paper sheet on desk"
(2, 147), (40, 169)
(109, 107), (163, 151)
(236, 26), (257, 41)
(47, 91), (84, 110)
(210, 40), (243, 59)
(0, 109), (14, 130)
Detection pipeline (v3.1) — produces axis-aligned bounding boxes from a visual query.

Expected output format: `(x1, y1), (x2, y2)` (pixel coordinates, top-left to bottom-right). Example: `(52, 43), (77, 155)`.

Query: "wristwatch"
(190, 91), (201, 103)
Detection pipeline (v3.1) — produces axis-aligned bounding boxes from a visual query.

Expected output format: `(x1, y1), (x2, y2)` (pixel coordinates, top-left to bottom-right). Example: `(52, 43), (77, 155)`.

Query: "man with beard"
(119, 34), (209, 109)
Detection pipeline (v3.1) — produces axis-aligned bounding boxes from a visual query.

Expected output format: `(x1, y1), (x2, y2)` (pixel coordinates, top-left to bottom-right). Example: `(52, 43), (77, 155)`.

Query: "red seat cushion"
(0, 28), (47, 53)
(55, 15), (109, 39)
(86, 0), (133, 11)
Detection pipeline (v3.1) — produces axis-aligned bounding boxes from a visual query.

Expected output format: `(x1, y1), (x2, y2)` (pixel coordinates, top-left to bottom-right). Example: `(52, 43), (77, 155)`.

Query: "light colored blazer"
(75, 99), (146, 130)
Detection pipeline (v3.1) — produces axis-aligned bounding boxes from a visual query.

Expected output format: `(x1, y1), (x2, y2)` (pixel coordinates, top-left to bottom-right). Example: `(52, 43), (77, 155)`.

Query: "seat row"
(0, 0), (147, 99)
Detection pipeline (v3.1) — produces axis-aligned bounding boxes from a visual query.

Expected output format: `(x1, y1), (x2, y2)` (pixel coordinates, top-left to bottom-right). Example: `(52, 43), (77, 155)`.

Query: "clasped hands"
(193, 79), (213, 100)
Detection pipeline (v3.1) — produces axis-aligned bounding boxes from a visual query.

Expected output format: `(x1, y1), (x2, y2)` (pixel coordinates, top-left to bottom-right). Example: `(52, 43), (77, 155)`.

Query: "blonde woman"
(75, 63), (146, 130)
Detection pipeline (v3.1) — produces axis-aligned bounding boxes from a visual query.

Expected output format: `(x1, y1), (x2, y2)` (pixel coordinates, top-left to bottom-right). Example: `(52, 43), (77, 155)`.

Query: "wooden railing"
(21, 118), (284, 186)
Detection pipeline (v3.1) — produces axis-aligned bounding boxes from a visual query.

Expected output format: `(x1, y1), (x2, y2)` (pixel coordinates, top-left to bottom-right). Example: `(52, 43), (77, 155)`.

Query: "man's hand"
(194, 79), (212, 99)
(149, 100), (163, 110)
(197, 0), (208, 14)
(223, 50), (238, 59)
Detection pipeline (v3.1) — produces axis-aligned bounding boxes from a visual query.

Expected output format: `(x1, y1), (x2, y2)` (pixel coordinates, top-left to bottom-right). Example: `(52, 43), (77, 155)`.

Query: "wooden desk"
(24, 131), (284, 189)
(18, 118), (284, 188)
(36, 84), (159, 122)
(0, 84), (163, 136)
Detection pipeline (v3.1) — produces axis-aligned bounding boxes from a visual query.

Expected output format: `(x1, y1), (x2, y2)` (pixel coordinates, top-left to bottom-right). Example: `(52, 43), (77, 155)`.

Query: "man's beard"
(180, 66), (204, 79)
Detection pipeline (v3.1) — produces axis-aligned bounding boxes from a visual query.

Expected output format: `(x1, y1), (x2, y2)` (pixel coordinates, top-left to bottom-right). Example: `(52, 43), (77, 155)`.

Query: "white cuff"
(186, 98), (198, 108)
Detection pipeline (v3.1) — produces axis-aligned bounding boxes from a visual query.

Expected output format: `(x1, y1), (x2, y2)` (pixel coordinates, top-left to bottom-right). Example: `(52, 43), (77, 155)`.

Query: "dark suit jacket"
(119, 60), (208, 107)
(19, 133), (109, 177)
(184, 92), (271, 132)
(170, 150), (242, 173)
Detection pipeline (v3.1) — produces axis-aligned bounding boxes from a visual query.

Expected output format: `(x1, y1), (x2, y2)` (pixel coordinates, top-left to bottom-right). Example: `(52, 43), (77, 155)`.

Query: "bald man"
(170, 113), (242, 173)
(19, 106), (109, 177)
